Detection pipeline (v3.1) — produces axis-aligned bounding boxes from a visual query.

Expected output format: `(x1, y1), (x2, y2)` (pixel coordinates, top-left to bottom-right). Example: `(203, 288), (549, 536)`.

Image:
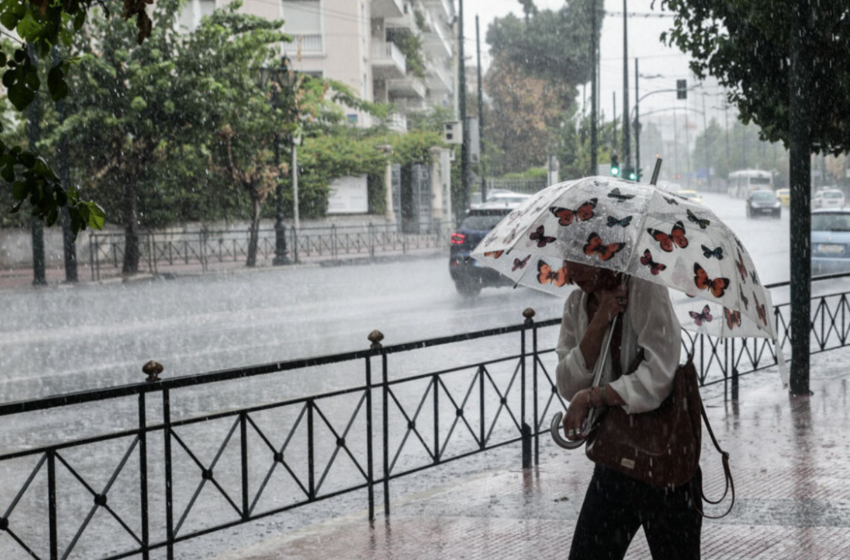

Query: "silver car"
(812, 210), (850, 275)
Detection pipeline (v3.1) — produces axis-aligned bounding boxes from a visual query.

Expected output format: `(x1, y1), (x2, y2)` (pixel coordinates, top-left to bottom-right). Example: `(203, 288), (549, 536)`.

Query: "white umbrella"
(471, 176), (777, 340)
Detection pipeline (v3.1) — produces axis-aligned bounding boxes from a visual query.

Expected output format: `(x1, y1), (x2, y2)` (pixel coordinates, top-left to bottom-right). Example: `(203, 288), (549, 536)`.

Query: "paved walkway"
(215, 360), (850, 560)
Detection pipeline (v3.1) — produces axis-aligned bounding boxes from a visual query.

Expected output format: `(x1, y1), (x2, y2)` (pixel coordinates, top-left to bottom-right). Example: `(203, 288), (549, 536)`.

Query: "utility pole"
(701, 92), (711, 189)
(458, 0), (469, 219)
(27, 44), (46, 286)
(622, 0), (630, 176)
(789, 0), (812, 395)
(634, 58), (641, 181)
(612, 93), (617, 156)
(53, 47), (77, 282)
(476, 15), (486, 203)
(590, 0), (597, 175)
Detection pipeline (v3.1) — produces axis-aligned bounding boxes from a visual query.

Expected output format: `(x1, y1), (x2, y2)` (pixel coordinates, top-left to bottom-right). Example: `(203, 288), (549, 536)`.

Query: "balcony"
(385, 8), (416, 31)
(391, 96), (428, 113)
(281, 34), (324, 57)
(426, 63), (452, 92)
(386, 112), (407, 132)
(423, 21), (452, 59)
(424, 0), (454, 23)
(371, 0), (404, 19)
(371, 41), (406, 79)
(387, 76), (427, 98)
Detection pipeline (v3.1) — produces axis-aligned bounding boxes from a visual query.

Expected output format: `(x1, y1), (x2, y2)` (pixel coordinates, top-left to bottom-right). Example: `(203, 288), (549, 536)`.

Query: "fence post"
(331, 224), (337, 265)
(138, 391), (151, 560)
(369, 223), (375, 259)
(369, 329), (391, 516)
(162, 383), (175, 560)
(48, 449), (58, 560)
(89, 235), (96, 282)
(293, 226), (299, 264)
(95, 236), (101, 281)
(530, 308), (539, 465)
(366, 330), (383, 521)
(521, 309), (534, 469)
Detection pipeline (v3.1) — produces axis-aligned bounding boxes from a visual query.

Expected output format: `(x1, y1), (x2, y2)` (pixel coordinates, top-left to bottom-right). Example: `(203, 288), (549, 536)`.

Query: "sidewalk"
(216, 354), (850, 560)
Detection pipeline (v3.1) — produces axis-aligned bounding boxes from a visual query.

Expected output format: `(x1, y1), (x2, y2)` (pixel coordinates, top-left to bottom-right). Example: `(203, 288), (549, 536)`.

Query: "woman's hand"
(563, 388), (592, 440)
(590, 284), (629, 327)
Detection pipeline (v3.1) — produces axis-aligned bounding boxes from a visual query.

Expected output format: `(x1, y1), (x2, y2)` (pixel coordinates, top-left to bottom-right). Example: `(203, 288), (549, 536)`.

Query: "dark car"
(746, 189), (781, 219)
(812, 210), (850, 275)
(449, 207), (514, 295)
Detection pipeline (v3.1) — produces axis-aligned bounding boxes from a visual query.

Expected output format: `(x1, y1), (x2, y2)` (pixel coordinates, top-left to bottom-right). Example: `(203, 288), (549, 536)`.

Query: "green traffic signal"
(629, 171), (637, 181)
(610, 152), (620, 176)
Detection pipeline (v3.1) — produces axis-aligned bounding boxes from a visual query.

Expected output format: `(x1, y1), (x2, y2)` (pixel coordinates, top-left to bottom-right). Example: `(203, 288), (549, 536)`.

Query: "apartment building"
(180, 0), (457, 132)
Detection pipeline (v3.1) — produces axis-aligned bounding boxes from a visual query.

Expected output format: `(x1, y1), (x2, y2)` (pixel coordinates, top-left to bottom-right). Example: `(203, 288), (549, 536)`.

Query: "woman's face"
(565, 261), (599, 293)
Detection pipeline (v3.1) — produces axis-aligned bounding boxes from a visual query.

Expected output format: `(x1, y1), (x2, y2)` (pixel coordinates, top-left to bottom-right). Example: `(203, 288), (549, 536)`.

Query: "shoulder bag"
(584, 316), (735, 517)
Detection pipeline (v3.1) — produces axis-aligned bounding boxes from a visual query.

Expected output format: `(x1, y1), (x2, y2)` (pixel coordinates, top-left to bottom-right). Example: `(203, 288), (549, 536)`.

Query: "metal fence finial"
(143, 360), (163, 382)
(368, 330), (384, 349)
(523, 308), (536, 324)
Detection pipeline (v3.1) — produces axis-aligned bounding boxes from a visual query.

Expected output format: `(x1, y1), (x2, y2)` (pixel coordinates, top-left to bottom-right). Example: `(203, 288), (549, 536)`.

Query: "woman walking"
(556, 261), (702, 560)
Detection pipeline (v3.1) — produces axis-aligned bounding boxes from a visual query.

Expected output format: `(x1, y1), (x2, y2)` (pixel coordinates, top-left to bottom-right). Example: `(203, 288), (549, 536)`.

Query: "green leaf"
(1, 165), (14, 183)
(13, 49), (25, 63)
(12, 181), (27, 200)
(2, 69), (16, 88)
(16, 12), (41, 42)
(56, 188), (68, 207)
(73, 9), (86, 31)
(0, 12), (18, 31)
(86, 203), (106, 230)
(0, 52), (6, 67)
(8, 82), (35, 111)
(46, 207), (58, 227)
(24, 67), (40, 91)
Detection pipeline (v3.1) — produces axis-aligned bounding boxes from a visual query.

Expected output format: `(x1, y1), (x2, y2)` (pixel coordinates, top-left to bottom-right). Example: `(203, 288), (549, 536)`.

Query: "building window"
(281, 0), (322, 35)
(347, 114), (359, 125)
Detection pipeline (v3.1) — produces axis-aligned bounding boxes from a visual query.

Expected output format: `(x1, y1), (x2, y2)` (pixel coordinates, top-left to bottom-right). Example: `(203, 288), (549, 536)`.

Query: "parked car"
(469, 189), (516, 209)
(746, 189), (781, 219)
(811, 210), (850, 275)
(449, 207), (515, 295)
(813, 189), (845, 210)
(479, 192), (532, 208)
(775, 188), (790, 207)
(674, 189), (703, 204)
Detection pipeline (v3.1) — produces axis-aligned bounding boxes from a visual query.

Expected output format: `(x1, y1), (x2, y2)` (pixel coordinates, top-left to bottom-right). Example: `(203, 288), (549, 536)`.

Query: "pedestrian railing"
(1, 275), (848, 560)
(89, 223), (452, 280)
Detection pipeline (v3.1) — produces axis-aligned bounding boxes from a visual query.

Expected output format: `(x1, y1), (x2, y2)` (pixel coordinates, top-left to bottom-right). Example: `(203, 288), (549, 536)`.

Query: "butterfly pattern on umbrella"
(469, 176), (776, 340)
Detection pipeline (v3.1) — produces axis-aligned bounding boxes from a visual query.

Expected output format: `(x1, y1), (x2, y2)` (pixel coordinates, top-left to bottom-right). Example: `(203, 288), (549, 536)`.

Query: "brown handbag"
(585, 318), (734, 516)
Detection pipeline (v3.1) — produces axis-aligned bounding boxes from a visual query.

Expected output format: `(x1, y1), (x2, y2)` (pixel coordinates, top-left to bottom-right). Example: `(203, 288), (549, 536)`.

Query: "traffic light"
(677, 79), (687, 100)
(627, 167), (637, 181)
(610, 152), (620, 176)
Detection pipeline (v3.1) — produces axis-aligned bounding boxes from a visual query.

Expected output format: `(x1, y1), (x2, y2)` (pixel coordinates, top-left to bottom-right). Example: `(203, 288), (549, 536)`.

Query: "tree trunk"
(788, 0), (812, 395)
(246, 191), (262, 268)
(122, 171), (140, 275)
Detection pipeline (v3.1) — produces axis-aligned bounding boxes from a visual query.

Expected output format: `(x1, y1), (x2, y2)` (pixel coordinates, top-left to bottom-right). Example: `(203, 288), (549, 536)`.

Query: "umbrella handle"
(550, 412), (586, 449)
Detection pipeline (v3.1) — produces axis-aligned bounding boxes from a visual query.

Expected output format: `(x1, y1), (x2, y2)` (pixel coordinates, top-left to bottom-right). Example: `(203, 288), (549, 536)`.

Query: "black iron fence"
(89, 223), (453, 280)
(1, 276), (849, 560)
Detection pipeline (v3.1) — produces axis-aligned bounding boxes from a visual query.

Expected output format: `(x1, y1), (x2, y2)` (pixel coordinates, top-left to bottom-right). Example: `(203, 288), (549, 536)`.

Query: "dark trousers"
(568, 466), (702, 560)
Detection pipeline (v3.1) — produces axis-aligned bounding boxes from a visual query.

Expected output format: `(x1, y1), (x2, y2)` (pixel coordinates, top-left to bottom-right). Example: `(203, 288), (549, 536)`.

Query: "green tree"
(658, 0), (850, 153)
(484, 1), (602, 175)
(1, 0), (154, 234)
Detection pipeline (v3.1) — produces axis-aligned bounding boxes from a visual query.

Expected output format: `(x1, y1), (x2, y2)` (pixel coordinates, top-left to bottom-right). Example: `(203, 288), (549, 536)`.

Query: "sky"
(460, 0), (730, 136)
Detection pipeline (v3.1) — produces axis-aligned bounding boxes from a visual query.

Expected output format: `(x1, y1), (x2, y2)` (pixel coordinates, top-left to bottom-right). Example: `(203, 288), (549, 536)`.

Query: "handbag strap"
(692, 401), (736, 519)
(611, 317), (735, 518)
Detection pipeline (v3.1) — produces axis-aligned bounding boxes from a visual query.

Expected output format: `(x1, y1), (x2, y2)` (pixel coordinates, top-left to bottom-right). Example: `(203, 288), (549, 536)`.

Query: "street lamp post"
(258, 57), (295, 265)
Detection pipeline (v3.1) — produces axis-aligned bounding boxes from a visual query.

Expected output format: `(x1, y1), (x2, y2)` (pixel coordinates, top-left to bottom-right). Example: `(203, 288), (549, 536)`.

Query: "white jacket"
(555, 278), (682, 414)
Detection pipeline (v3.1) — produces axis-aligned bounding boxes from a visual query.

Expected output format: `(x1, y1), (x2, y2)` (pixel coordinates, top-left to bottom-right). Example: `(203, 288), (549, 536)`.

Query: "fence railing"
(1, 275), (848, 560)
(486, 177), (549, 195)
(88, 223), (453, 280)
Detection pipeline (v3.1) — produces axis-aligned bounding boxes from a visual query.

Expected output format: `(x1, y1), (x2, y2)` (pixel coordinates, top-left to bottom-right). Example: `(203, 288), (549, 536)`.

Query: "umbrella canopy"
(471, 176), (776, 340)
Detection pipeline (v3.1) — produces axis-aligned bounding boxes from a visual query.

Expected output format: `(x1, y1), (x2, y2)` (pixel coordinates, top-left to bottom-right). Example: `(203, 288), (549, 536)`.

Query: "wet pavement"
(214, 350), (850, 560)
